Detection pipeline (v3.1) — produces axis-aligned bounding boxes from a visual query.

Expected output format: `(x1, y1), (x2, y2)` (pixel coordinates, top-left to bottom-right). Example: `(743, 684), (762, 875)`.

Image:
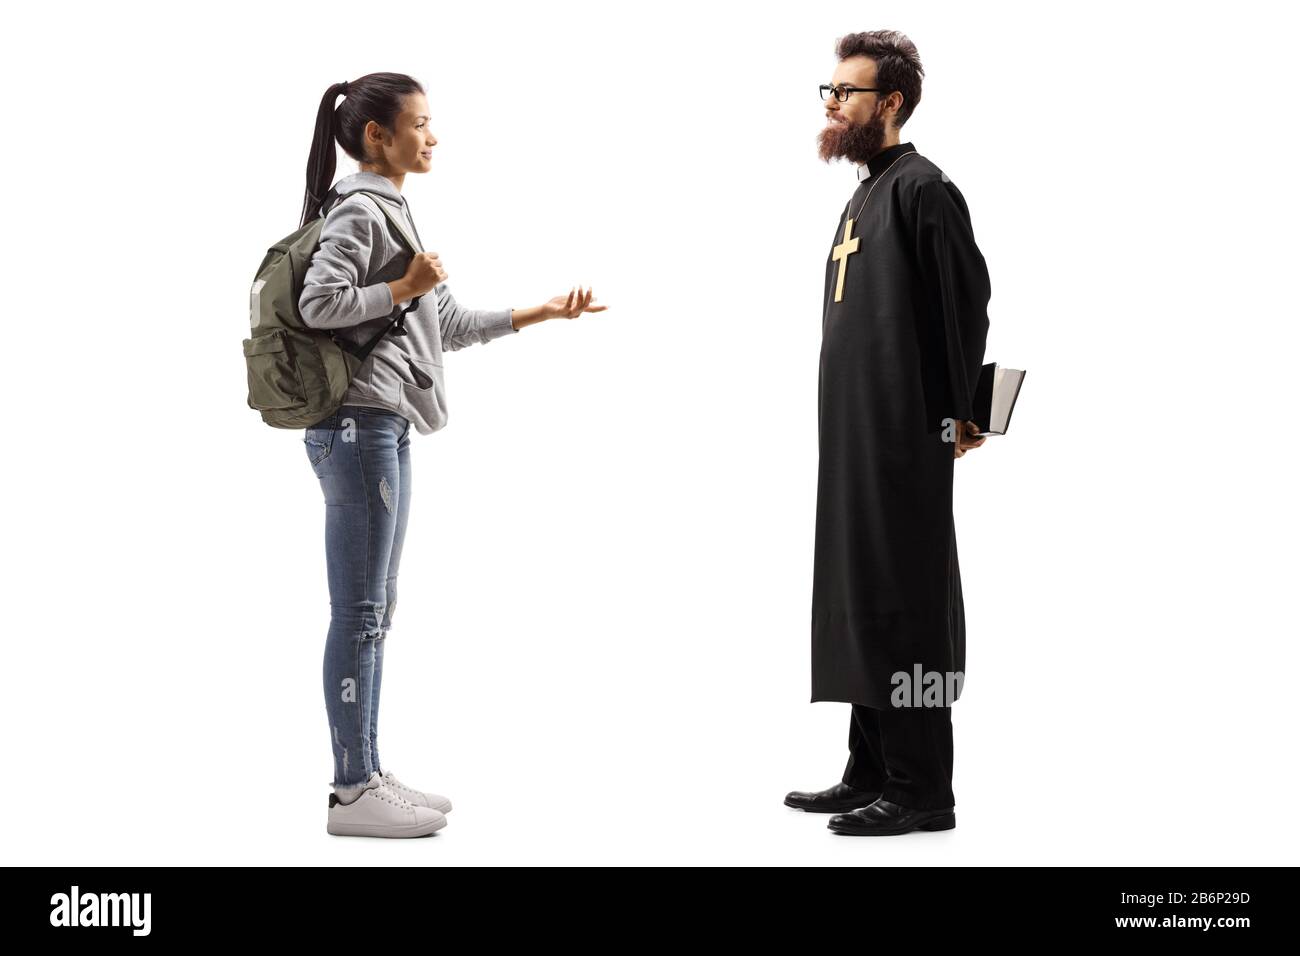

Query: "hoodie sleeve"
(436, 283), (517, 351)
(299, 198), (398, 330)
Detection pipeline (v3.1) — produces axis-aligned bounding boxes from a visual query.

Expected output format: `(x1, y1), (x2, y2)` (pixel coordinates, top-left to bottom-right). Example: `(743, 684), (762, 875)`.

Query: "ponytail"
(299, 73), (426, 229)
(299, 82), (349, 228)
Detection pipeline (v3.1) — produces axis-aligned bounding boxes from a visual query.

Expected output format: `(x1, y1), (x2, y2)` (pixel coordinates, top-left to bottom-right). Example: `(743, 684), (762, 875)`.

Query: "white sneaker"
(381, 769), (453, 814)
(327, 771), (447, 838)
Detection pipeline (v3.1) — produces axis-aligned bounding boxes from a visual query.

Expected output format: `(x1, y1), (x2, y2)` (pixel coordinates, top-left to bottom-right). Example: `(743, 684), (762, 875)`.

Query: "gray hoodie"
(298, 171), (517, 434)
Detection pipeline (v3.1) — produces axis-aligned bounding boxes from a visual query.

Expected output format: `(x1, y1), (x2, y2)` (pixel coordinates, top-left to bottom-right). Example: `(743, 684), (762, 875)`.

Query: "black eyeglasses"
(819, 84), (884, 103)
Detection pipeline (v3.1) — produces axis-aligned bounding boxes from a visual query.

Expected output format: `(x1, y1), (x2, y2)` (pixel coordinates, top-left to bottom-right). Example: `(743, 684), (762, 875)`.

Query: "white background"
(3, 0), (1297, 866)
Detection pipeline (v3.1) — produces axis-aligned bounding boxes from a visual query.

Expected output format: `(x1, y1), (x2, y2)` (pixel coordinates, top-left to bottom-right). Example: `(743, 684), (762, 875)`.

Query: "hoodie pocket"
(398, 357), (445, 418)
(408, 356), (437, 390)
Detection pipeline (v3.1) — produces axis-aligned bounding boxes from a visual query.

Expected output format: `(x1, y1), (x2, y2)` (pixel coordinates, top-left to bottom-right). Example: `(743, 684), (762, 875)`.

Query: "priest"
(784, 31), (992, 836)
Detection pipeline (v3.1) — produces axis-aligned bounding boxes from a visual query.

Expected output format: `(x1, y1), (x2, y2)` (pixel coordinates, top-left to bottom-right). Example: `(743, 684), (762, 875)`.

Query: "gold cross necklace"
(830, 150), (919, 303)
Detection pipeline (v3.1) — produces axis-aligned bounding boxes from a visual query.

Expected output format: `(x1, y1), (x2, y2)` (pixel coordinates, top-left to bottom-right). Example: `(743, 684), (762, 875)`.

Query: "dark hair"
(299, 72), (426, 228)
(834, 31), (924, 129)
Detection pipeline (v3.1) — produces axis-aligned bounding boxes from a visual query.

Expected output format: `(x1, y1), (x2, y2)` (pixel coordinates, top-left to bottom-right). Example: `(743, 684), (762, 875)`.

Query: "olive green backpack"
(242, 186), (423, 429)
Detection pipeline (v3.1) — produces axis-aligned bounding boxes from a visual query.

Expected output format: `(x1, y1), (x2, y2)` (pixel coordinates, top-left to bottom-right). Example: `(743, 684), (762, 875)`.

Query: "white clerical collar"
(857, 142), (917, 182)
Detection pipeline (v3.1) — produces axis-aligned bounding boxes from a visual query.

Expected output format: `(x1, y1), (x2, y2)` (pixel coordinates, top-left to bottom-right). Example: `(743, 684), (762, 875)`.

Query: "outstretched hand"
(545, 286), (608, 319)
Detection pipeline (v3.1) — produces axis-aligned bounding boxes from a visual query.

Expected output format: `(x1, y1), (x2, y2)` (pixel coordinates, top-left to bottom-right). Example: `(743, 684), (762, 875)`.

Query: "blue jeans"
(304, 404), (412, 788)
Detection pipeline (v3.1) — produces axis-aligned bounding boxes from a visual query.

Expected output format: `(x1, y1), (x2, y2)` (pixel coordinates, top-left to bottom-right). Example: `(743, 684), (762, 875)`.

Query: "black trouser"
(842, 703), (956, 810)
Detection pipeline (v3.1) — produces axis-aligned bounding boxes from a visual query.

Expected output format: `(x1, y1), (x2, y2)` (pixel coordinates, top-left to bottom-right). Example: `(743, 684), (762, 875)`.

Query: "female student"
(297, 72), (606, 838)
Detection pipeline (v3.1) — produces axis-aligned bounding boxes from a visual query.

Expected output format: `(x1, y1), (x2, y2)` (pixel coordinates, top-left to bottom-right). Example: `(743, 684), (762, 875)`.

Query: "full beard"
(818, 105), (888, 165)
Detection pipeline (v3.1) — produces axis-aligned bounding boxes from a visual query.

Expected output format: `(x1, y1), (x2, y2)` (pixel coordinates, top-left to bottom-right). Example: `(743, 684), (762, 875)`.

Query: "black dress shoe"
(784, 782), (882, 813)
(827, 798), (956, 835)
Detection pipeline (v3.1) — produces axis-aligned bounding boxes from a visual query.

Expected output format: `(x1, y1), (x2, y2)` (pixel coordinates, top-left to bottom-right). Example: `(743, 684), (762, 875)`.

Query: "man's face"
(818, 56), (893, 165)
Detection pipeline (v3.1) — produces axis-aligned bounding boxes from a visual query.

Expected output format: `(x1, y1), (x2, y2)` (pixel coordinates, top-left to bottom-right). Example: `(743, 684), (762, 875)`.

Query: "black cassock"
(811, 141), (990, 709)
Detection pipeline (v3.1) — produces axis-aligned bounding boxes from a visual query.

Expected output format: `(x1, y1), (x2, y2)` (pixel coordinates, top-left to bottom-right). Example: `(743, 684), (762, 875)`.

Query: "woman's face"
(364, 92), (437, 174)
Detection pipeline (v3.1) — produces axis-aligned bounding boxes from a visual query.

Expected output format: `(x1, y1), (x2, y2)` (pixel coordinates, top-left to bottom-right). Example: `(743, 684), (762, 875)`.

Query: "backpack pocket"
(243, 329), (307, 411)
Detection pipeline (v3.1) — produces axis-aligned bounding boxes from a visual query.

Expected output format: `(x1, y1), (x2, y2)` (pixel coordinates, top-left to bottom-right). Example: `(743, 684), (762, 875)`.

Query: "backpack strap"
(355, 189), (423, 255)
(353, 189), (425, 336)
(323, 187), (423, 256)
(319, 187), (426, 358)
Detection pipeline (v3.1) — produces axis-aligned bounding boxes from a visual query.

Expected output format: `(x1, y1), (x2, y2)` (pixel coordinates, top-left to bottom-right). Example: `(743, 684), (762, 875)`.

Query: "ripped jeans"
(304, 404), (412, 788)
